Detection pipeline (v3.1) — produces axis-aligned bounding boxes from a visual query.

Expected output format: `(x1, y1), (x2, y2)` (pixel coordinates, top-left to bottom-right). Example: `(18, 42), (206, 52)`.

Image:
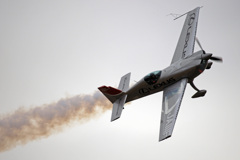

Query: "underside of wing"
(171, 7), (200, 64)
(159, 78), (188, 141)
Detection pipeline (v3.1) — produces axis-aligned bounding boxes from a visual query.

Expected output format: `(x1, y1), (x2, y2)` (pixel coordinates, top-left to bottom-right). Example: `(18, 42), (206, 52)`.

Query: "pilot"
(150, 73), (157, 83)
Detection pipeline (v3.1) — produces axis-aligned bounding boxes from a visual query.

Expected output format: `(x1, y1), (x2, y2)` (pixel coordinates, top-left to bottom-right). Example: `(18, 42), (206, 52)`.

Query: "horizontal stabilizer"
(110, 73), (130, 121)
(111, 95), (127, 121)
(118, 73), (131, 92)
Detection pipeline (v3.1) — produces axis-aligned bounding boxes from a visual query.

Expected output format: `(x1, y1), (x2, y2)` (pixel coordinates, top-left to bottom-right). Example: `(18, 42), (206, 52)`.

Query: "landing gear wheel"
(192, 90), (207, 98)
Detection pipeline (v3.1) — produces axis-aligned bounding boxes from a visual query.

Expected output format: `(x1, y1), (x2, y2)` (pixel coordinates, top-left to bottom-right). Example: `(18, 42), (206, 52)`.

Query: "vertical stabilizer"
(118, 73), (131, 92)
(111, 73), (131, 121)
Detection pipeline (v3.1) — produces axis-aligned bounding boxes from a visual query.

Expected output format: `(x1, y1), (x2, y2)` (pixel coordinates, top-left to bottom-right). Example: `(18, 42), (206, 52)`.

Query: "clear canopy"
(144, 70), (161, 85)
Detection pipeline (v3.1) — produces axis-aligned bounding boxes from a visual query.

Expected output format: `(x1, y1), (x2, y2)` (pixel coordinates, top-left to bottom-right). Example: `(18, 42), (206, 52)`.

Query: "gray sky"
(0, 0), (240, 160)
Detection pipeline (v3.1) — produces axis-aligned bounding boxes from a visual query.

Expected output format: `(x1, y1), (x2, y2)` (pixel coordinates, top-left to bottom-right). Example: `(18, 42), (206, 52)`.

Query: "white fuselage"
(126, 51), (207, 102)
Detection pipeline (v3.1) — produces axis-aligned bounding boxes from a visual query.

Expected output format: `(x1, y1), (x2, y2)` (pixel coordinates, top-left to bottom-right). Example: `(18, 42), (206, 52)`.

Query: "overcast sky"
(0, 0), (240, 160)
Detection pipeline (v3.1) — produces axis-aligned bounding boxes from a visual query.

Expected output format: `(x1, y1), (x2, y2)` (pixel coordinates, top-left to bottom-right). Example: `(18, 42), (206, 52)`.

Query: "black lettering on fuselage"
(139, 77), (176, 95)
(139, 88), (150, 94)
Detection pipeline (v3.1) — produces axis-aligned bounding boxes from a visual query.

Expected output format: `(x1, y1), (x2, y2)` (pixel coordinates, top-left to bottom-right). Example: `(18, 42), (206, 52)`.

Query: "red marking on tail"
(98, 86), (122, 95)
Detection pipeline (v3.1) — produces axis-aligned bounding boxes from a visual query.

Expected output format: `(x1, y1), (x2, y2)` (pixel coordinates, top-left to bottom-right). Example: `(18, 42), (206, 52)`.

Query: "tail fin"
(98, 73), (131, 121)
(98, 86), (124, 103)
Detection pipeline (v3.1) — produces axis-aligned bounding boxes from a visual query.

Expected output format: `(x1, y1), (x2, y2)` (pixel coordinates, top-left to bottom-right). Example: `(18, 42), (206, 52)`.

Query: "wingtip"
(159, 135), (171, 142)
(111, 117), (120, 122)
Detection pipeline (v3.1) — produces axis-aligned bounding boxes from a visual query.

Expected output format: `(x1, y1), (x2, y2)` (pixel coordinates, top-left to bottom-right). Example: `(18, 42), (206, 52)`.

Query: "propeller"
(195, 37), (223, 62)
(210, 56), (222, 62)
(195, 37), (204, 51)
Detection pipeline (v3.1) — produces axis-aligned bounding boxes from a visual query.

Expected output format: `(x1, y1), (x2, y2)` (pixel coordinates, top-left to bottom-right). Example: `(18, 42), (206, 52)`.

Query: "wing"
(159, 78), (188, 141)
(171, 7), (200, 64)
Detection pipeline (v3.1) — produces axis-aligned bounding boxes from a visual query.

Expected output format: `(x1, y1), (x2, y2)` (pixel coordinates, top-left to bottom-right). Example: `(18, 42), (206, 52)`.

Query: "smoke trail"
(0, 91), (111, 152)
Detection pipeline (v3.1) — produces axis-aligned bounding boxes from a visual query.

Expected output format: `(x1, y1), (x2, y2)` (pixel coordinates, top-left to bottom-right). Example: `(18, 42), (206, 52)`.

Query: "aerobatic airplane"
(98, 7), (222, 141)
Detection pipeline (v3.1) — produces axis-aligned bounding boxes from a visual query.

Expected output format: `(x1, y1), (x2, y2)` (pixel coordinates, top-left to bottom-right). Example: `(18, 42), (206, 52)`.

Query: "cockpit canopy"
(144, 70), (161, 85)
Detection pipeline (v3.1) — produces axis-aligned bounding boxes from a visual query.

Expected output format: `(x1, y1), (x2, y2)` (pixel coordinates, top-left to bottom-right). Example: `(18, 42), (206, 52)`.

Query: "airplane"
(98, 7), (222, 141)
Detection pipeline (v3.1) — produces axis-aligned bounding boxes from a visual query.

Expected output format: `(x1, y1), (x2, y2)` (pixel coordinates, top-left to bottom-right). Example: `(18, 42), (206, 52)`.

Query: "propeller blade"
(210, 56), (223, 62)
(195, 37), (204, 51)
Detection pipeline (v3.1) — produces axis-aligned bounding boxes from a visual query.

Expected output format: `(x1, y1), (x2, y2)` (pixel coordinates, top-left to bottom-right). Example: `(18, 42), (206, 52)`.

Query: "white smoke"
(0, 91), (111, 152)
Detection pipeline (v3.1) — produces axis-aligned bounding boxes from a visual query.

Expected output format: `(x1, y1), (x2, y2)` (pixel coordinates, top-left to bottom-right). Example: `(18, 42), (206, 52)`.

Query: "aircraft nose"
(201, 53), (212, 60)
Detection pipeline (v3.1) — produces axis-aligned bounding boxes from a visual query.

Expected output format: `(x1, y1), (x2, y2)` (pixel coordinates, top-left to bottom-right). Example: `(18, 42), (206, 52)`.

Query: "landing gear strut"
(189, 81), (207, 98)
